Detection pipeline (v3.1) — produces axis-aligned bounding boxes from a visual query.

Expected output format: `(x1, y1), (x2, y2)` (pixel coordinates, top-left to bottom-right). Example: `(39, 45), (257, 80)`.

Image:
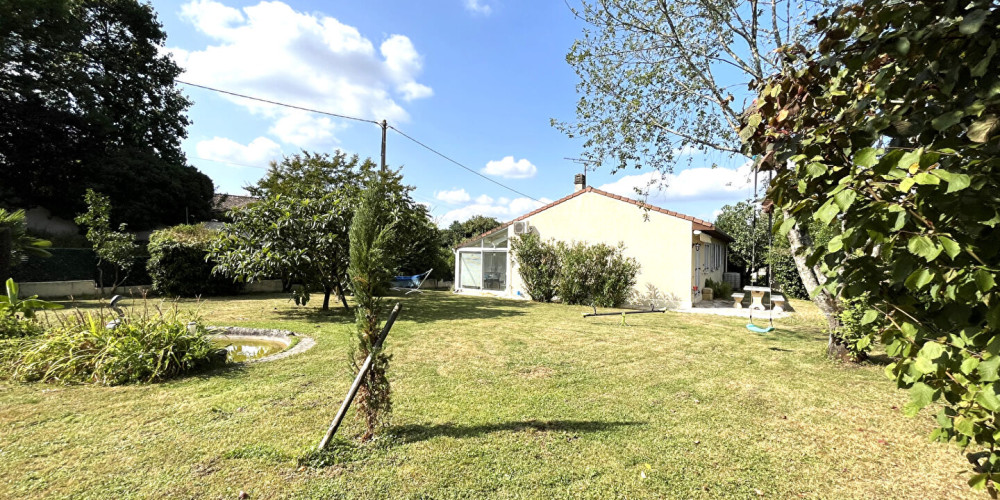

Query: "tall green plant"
(75, 189), (138, 296)
(347, 174), (398, 441)
(742, 0), (1000, 490)
(0, 208), (52, 261)
(511, 232), (559, 302)
(556, 241), (639, 308)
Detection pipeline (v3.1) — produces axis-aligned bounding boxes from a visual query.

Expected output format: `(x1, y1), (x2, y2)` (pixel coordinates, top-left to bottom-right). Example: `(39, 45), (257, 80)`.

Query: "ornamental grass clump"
(2, 305), (225, 385)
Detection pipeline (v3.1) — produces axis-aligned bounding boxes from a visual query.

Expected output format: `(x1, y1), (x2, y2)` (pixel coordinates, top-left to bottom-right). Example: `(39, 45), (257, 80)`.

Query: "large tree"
(742, 0), (1000, 489)
(211, 152), (438, 310)
(0, 0), (213, 230)
(558, 0), (840, 328)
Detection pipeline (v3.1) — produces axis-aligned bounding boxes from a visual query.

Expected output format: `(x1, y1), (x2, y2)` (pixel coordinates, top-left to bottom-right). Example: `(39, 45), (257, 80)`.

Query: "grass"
(0, 292), (982, 499)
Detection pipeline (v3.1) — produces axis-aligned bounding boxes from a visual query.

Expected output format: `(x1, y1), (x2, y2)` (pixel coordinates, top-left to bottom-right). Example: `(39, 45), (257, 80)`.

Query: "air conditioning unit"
(513, 221), (530, 235)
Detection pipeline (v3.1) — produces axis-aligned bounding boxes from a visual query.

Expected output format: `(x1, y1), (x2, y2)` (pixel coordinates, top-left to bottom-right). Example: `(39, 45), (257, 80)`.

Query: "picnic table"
(743, 286), (772, 311)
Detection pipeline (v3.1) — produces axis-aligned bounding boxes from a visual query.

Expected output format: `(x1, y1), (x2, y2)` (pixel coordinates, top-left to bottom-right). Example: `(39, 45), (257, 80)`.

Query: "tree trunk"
(335, 277), (350, 309)
(784, 215), (849, 360)
(322, 285), (332, 311)
(0, 228), (12, 285)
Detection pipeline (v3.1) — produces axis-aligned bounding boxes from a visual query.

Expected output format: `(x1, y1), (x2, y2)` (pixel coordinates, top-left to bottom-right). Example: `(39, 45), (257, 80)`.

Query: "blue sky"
(154, 0), (754, 225)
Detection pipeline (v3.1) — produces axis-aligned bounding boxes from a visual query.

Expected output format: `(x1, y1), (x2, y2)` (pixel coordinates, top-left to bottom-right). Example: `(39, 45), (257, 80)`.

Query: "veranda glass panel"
(460, 252), (482, 289)
(483, 251), (506, 291)
(484, 232), (508, 248)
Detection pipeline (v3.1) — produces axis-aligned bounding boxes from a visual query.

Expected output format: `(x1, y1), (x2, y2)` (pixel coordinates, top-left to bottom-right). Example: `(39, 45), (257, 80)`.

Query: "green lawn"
(0, 292), (981, 499)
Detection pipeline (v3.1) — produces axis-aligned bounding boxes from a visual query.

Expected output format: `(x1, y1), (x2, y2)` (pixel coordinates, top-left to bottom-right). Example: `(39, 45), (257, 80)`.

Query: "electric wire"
(176, 80), (380, 125)
(387, 125), (543, 203)
(177, 80), (544, 204)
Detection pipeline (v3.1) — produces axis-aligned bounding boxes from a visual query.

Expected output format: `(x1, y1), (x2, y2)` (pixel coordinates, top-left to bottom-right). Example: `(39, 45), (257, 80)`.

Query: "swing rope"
(746, 166), (776, 334)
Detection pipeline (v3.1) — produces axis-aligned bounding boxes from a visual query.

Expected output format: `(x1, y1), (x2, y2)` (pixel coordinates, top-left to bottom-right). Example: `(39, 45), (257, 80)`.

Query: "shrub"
(557, 241), (639, 307)
(1, 306), (226, 385)
(0, 313), (42, 339)
(510, 232), (559, 302)
(704, 278), (732, 300)
(835, 293), (883, 362)
(147, 224), (242, 297)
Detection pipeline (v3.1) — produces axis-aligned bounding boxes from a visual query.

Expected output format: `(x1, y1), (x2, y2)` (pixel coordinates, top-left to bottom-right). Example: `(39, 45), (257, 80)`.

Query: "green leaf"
(960, 9), (989, 35)
(974, 270), (996, 293)
(854, 148), (879, 167)
(914, 356), (938, 374)
(931, 110), (964, 131)
(827, 235), (843, 252)
(905, 269), (933, 291)
(895, 37), (910, 55)
(941, 172), (971, 193)
(969, 473), (988, 490)
(938, 236), (961, 259)
(5, 278), (17, 300)
(777, 217), (795, 236)
(962, 357), (981, 375)
(806, 162), (828, 177)
(897, 150), (922, 171)
(913, 173), (940, 185)
(903, 382), (936, 416)
(918, 342), (945, 360)
(977, 385), (1000, 411)
(907, 236), (942, 261)
(979, 356), (1000, 382)
(861, 309), (879, 325)
(968, 115), (999, 143)
(814, 200), (839, 224)
(834, 189), (857, 210)
(955, 416), (975, 437)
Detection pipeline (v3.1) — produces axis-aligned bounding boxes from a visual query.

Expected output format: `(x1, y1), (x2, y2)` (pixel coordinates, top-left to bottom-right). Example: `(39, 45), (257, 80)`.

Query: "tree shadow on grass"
(270, 291), (531, 324)
(388, 419), (645, 444)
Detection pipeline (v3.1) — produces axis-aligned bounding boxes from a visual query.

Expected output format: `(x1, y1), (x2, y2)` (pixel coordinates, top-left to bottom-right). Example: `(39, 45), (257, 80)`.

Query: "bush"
(510, 233), (559, 302)
(704, 278), (732, 300)
(1, 306), (226, 385)
(147, 224), (242, 297)
(836, 293), (883, 362)
(0, 313), (42, 339)
(556, 241), (639, 307)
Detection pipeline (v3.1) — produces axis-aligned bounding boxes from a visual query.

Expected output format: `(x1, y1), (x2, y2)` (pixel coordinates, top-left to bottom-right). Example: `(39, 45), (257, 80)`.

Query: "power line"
(178, 80), (543, 204)
(388, 125), (543, 203)
(176, 80), (380, 125)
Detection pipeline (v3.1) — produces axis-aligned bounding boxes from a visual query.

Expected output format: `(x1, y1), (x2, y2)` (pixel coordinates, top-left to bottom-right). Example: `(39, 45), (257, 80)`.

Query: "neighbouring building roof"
(454, 186), (733, 248)
(211, 193), (258, 213)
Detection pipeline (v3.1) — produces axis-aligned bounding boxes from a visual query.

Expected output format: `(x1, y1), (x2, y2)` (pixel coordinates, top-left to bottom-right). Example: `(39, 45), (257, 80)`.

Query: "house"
(453, 175), (732, 309)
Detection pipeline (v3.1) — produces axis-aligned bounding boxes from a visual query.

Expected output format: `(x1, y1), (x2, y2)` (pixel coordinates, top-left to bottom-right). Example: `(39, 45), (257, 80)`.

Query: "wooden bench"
(771, 294), (786, 313)
(731, 292), (745, 309)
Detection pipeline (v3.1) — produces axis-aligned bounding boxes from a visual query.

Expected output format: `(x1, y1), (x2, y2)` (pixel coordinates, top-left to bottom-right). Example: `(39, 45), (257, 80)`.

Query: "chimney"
(574, 173), (586, 192)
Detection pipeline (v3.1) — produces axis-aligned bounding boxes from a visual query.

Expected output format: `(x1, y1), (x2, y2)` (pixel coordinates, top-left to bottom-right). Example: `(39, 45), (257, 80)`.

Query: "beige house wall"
(505, 191), (696, 309)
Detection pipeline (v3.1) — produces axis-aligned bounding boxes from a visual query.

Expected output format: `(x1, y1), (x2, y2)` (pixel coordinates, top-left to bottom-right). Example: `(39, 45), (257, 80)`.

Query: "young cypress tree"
(347, 173), (398, 440)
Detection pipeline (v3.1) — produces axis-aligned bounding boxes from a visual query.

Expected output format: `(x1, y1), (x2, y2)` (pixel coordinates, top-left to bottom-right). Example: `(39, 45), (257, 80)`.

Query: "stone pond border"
(207, 326), (316, 364)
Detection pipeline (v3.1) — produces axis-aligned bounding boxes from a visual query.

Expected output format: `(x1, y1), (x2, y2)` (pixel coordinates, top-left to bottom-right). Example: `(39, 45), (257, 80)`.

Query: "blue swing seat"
(746, 322), (775, 334)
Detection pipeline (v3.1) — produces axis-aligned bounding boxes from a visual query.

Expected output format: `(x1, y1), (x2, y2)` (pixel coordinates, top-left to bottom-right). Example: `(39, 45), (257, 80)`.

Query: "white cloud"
(268, 111), (344, 149)
(195, 136), (281, 166)
(597, 161), (753, 203)
(481, 156), (537, 179)
(439, 195), (553, 226)
(435, 188), (471, 204)
(465, 0), (492, 15)
(170, 1), (432, 149)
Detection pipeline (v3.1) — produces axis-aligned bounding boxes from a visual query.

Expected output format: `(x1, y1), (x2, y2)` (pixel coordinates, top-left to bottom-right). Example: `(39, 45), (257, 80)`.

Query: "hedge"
(147, 224), (241, 297)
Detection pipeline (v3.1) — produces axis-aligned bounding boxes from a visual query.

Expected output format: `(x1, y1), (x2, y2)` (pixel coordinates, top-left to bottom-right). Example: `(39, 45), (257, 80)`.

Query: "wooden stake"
(317, 302), (402, 450)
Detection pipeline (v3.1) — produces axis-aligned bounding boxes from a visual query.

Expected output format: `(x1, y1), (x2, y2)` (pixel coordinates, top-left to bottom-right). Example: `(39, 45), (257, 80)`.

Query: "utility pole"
(380, 119), (387, 172)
